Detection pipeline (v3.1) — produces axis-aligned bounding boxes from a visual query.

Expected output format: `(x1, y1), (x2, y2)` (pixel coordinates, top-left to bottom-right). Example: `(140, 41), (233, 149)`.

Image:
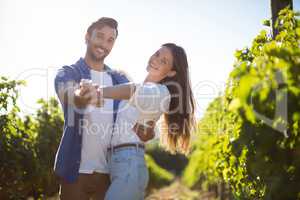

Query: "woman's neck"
(144, 74), (161, 83)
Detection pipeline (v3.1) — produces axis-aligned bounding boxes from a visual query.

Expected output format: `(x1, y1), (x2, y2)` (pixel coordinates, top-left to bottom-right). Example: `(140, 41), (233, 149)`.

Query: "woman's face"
(147, 46), (176, 80)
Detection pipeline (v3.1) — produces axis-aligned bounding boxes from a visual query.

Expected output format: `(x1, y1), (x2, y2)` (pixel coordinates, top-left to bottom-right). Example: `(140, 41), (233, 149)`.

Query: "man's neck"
(84, 54), (105, 71)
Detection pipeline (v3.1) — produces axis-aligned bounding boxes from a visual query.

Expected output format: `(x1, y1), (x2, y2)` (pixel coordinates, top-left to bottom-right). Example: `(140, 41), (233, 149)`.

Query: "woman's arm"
(102, 82), (136, 100)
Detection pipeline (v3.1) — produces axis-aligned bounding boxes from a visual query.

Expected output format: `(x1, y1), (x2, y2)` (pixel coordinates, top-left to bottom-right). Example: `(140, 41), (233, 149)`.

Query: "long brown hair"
(160, 43), (196, 154)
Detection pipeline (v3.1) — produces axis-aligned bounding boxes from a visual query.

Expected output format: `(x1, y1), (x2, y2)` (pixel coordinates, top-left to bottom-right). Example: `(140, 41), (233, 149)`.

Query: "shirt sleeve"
(129, 83), (170, 114)
(54, 66), (81, 109)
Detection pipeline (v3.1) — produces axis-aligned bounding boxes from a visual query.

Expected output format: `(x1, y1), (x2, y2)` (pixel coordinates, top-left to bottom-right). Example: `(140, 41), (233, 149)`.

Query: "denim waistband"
(108, 145), (145, 156)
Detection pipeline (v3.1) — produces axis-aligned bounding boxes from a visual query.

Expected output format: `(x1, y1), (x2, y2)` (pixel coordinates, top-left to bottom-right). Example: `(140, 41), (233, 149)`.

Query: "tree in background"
(0, 77), (38, 199)
(183, 8), (300, 200)
(271, 0), (293, 37)
(33, 98), (64, 198)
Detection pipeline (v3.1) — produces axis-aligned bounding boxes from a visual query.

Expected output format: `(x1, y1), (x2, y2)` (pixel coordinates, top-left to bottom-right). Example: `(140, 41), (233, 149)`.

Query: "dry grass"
(146, 180), (216, 200)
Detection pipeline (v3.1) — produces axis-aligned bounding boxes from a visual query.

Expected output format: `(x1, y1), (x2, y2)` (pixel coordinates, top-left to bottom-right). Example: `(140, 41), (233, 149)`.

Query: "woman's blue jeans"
(105, 146), (149, 200)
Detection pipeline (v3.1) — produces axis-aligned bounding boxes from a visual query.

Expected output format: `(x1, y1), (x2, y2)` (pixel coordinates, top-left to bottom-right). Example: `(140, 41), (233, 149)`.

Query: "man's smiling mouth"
(95, 47), (105, 54)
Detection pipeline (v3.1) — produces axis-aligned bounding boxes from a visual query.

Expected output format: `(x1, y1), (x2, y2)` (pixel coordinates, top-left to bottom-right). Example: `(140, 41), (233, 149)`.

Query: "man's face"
(85, 25), (117, 62)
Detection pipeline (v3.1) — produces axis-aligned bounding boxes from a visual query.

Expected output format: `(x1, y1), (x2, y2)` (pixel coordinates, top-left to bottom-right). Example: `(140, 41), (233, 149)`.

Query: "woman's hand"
(133, 121), (156, 142)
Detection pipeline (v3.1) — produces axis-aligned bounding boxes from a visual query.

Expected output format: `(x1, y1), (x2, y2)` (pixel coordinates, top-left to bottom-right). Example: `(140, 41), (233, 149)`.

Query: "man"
(54, 17), (154, 200)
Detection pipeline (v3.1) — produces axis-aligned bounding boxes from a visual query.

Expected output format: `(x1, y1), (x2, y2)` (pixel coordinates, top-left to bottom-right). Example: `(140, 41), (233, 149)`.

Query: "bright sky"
(1, 0), (299, 117)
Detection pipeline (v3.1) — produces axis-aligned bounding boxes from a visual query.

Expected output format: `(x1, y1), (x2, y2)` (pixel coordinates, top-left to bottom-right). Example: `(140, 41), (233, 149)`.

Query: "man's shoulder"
(55, 63), (81, 82)
(57, 58), (84, 74)
(60, 60), (82, 72)
(56, 64), (75, 76)
(106, 65), (131, 83)
(111, 69), (132, 82)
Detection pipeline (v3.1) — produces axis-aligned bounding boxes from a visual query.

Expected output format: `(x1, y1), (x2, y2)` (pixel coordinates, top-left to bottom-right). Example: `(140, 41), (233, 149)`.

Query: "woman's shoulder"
(130, 82), (170, 112)
(140, 82), (170, 98)
(136, 82), (170, 112)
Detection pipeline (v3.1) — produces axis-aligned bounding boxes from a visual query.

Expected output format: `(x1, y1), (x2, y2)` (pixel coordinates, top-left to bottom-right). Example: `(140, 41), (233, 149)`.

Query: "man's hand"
(74, 79), (102, 108)
(133, 121), (156, 142)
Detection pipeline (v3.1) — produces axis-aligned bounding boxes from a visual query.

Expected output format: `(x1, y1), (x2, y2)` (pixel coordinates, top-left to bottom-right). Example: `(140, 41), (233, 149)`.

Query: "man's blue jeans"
(105, 146), (149, 200)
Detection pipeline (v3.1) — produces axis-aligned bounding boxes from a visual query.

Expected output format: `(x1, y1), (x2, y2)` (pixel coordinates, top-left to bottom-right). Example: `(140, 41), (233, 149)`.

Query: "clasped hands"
(74, 79), (103, 108)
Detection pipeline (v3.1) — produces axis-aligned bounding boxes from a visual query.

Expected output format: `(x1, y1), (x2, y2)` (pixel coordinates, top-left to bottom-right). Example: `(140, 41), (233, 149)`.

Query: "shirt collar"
(77, 57), (113, 75)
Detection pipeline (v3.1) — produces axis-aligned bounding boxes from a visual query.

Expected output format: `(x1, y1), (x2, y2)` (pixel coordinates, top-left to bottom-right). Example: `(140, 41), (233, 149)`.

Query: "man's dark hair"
(87, 17), (118, 37)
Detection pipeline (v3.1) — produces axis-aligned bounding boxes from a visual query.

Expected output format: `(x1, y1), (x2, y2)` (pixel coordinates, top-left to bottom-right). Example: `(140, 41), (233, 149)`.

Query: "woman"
(92, 43), (195, 200)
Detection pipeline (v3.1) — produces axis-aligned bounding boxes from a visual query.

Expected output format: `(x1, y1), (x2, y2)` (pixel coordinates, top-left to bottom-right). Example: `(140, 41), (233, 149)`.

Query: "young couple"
(54, 17), (195, 200)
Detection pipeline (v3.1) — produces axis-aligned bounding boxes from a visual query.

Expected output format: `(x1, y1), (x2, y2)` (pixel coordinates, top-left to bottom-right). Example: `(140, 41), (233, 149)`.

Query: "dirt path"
(42, 181), (216, 200)
(146, 181), (216, 200)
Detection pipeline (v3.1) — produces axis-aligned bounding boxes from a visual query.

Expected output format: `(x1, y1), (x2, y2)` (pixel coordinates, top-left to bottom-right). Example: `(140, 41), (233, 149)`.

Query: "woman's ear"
(167, 70), (176, 77)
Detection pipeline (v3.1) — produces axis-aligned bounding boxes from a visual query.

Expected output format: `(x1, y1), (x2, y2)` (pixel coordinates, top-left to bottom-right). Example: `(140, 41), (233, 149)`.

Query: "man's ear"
(167, 70), (176, 77)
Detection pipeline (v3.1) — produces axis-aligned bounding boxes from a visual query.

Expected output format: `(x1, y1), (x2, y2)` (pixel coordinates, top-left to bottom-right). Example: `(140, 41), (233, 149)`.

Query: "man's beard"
(87, 47), (107, 62)
(90, 51), (105, 62)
